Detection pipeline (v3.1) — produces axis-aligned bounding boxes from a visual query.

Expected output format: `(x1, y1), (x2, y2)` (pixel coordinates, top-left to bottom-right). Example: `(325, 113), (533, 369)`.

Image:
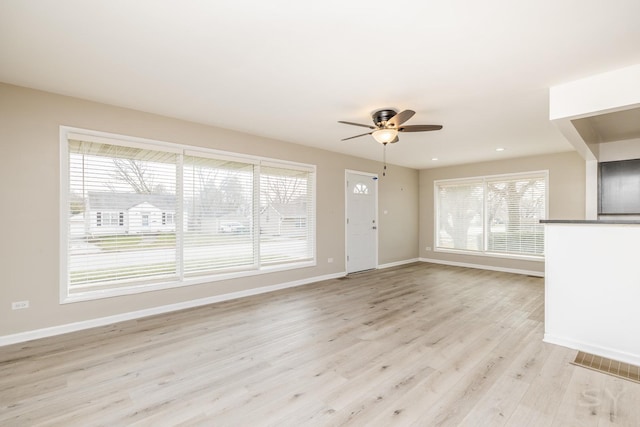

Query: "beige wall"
(378, 166), (419, 264)
(419, 151), (585, 274)
(0, 83), (419, 336)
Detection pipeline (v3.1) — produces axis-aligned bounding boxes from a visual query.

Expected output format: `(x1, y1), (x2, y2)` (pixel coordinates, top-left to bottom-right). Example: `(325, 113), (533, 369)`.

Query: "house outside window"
(435, 171), (547, 259)
(61, 127), (316, 302)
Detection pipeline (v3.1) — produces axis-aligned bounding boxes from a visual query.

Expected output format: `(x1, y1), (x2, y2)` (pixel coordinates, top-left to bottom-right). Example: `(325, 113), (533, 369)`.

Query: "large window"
(435, 171), (547, 258)
(62, 128), (315, 302)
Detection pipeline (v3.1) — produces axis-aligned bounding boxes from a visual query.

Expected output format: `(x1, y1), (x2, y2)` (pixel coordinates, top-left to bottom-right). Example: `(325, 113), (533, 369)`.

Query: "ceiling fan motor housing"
(372, 109), (397, 127)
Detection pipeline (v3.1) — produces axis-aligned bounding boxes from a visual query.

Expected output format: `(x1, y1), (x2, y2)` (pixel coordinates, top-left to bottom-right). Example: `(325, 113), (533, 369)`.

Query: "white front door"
(346, 171), (378, 273)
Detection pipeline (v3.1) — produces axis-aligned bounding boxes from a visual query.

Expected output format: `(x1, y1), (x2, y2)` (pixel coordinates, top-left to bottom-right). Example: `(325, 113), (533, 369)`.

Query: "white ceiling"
(1, 1), (639, 169)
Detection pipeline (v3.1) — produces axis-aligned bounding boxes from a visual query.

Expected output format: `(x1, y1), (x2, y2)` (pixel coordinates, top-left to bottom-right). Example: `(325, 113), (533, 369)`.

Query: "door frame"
(345, 169), (379, 273)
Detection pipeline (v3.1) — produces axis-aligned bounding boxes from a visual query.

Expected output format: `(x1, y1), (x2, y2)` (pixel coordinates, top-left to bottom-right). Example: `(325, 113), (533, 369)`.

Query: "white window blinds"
(183, 155), (255, 275)
(486, 175), (546, 256)
(435, 171), (547, 258)
(260, 165), (315, 265)
(63, 129), (316, 301)
(436, 181), (484, 251)
(68, 140), (178, 294)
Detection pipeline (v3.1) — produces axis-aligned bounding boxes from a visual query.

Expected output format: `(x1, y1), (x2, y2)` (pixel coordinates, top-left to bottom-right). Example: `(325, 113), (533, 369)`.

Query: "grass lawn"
(90, 233), (256, 252)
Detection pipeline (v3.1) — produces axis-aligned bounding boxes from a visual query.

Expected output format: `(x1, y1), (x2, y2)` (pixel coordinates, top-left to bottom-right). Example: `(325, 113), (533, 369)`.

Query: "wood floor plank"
(1, 262), (639, 426)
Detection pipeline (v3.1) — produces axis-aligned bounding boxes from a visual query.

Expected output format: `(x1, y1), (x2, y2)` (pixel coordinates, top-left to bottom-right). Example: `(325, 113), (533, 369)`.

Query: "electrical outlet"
(425, 246), (432, 251)
(12, 300), (29, 310)
(327, 258), (334, 263)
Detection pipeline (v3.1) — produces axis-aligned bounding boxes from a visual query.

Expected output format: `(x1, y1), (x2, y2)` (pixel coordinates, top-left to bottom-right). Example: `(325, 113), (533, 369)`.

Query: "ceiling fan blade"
(341, 132), (372, 141)
(338, 120), (376, 129)
(398, 124), (443, 132)
(387, 110), (415, 127)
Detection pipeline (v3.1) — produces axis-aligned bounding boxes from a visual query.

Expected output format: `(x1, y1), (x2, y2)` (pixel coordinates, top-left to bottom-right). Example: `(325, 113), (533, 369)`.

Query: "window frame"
(60, 126), (316, 304)
(433, 170), (548, 261)
(162, 212), (175, 225)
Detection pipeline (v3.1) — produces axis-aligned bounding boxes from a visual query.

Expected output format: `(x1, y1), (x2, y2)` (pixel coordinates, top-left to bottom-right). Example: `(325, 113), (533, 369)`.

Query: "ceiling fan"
(338, 108), (442, 144)
(338, 108), (443, 176)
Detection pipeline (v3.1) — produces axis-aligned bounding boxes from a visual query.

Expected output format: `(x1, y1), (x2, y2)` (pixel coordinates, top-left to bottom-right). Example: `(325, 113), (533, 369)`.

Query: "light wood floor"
(1, 263), (639, 426)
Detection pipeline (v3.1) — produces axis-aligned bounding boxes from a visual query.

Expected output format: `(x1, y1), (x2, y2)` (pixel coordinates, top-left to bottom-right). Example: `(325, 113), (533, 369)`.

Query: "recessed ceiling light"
(431, 157), (438, 161)
(496, 147), (505, 152)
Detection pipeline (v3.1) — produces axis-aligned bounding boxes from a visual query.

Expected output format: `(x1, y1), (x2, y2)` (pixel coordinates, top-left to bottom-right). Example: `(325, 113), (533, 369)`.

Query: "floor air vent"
(572, 351), (640, 384)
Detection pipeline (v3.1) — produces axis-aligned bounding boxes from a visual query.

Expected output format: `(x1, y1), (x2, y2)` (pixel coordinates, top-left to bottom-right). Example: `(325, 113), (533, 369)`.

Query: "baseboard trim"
(418, 257), (544, 277)
(0, 272), (346, 347)
(377, 258), (420, 269)
(544, 334), (640, 367)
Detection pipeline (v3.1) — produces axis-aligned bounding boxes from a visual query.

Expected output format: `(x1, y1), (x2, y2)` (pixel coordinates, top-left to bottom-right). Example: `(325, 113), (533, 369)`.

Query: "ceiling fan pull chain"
(383, 143), (387, 177)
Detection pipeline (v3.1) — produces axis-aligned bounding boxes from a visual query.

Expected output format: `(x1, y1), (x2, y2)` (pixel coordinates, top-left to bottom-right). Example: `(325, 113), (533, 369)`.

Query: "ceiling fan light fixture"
(372, 128), (398, 144)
